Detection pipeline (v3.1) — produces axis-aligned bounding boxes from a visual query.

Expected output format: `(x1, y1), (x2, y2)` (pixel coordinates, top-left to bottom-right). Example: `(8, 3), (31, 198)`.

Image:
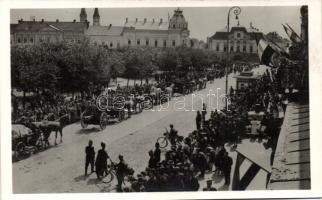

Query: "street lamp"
(225, 6), (241, 108)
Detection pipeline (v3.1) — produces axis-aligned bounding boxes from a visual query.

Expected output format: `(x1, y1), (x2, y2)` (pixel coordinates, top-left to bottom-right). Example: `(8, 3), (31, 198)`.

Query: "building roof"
(85, 25), (124, 36)
(11, 21), (88, 33)
(210, 26), (264, 40)
(124, 20), (169, 31)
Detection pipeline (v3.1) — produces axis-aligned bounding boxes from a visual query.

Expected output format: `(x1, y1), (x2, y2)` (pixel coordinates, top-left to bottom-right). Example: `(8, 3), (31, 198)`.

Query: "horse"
(32, 114), (70, 146)
(165, 83), (174, 100)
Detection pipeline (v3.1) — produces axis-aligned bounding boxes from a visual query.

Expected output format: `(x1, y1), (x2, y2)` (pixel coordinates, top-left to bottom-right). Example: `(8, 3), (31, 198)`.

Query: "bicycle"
(156, 131), (184, 149)
(101, 158), (134, 184)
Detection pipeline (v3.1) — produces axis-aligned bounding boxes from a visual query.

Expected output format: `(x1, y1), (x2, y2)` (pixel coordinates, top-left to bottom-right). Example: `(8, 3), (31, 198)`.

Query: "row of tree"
(11, 39), (222, 97)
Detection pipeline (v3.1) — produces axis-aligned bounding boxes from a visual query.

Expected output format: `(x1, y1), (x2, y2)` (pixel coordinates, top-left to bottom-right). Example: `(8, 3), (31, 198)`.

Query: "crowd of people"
(106, 65), (292, 192)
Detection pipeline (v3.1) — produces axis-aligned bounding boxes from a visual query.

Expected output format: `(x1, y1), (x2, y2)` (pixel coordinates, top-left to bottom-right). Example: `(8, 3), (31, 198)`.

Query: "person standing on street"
(202, 103), (207, 122)
(115, 155), (128, 192)
(85, 140), (95, 176)
(222, 151), (233, 185)
(153, 142), (161, 164)
(196, 111), (202, 130)
(95, 142), (109, 179)
(168, 124), (178, 146)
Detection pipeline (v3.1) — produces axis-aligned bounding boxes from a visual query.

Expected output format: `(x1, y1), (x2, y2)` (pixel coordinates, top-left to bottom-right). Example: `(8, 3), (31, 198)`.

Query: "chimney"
(144, 18), (147, 23)
(125, 17), (128, 23)
(73, 19), (76, 23)
(56, 19), (59, 23)
(41, 19), (44, 22)
(135, 18), (138, 22)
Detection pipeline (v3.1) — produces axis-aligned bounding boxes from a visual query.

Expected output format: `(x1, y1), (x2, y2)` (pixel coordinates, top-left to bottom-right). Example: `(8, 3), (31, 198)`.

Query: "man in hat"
(85, 140), (95, 176)
(95, 142), (109, 179)
(115, 154), (129, 192)
(168, 124), (178, 146)
(203, 179), (217, 191)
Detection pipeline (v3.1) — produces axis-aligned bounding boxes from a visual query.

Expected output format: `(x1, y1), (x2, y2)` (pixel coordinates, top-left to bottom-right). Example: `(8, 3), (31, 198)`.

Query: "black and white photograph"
(1, 0), (322, 199)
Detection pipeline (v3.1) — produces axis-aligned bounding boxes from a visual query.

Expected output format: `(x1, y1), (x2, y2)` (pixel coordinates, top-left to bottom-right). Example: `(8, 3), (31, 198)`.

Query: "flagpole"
(225, 6), (241, 109)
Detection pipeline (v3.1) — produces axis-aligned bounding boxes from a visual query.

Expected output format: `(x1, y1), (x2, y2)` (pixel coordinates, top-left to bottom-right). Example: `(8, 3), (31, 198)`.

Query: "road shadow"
(74, 174), (86, 182)
(87, 178), (101, 185)
(76, 127), (101, 135)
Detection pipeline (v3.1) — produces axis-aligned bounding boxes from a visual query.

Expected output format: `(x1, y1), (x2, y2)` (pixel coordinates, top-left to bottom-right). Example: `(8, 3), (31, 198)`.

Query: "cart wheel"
(100, 112), (109, 130)
(15, 142), (29, 160)
(157, 137), (168, 149)
(80, 112), (88, 129)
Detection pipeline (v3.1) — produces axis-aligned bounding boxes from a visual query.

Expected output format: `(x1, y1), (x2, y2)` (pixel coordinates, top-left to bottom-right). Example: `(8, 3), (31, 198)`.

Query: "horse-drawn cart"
(12, 124), (45, 160)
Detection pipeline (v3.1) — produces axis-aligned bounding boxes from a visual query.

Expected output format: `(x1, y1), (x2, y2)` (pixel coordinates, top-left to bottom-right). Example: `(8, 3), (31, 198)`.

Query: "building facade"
(10, 18), (88, 46)
(207, 24), (263, 60)
(85, 8), (191, 49)
(11, 8), (193, 49)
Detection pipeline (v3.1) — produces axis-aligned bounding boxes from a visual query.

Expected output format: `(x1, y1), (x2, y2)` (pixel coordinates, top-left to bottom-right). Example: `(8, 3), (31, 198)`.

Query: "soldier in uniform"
(85, 140), (95, 176)
(95, 142), (109, 179)
(115, 154), (128, 192)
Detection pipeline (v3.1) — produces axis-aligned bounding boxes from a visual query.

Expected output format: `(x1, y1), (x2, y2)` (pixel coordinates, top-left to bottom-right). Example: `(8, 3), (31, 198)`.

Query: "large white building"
(84, 8), (191, 48)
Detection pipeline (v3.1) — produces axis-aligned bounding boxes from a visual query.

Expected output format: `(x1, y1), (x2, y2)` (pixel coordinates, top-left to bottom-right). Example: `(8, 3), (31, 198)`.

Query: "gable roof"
(124, 20), (169, 31)
(210, 26), (264, 41)
(85, 25), (124, 36)
(11, 21), (88, 33)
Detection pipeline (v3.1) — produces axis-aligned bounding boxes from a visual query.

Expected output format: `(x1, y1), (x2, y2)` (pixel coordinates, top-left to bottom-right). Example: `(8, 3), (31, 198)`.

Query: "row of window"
(15, 36), (83, 44)
(215, 45), (255, 53)
(128, 39), (176, 47)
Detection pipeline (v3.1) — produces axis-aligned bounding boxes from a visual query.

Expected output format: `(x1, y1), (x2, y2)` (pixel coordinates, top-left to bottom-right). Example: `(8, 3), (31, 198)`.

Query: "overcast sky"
(11, 6), (302, 41)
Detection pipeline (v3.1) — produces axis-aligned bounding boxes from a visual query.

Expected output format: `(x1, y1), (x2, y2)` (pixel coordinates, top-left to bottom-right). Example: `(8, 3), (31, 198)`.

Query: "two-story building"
(207, 24), (264, 61)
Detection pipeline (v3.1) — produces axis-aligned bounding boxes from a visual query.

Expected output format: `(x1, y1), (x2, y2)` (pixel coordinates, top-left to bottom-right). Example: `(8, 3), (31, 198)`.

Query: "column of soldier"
(115, 67), (288, 192)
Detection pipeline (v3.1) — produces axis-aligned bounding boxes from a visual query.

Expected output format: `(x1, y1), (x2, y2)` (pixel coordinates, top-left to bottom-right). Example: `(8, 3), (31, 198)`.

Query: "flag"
(257, 39), (276, 66)
(282, 24), (302, 43)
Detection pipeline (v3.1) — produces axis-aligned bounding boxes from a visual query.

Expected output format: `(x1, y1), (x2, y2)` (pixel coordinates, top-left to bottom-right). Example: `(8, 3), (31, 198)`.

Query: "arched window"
(17, 37), (21, 43)
(172, 40), (175, 47)
(237, 33), (241, 38)
(155, 40), (158, 47)
(23, 37), (27, 43)
(110, 42), (113, 47)
(128, 39), (131, 45)
(146, 39), (149, 46)
(30, 37), (33, 43)
(173, 24), (175, 28)
(137, 39), (140, 45)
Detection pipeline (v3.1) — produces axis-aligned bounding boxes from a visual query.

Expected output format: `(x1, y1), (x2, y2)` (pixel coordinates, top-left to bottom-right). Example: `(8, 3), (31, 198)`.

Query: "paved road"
(12, 75), (238, 193)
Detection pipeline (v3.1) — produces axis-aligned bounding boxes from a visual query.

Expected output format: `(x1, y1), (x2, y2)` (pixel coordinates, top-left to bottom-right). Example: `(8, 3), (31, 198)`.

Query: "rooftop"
(11, 20), (88, 32)
(124, 19), (169, 31)
(85, 25), (124, 36)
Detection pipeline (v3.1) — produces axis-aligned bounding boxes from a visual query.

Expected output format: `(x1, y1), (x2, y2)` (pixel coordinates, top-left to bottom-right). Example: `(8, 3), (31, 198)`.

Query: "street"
(12, 74), (238, 193)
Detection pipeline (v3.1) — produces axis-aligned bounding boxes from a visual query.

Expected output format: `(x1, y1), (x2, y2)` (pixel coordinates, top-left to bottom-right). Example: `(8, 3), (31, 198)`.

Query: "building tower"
(169, 8), (188, 30)
(93, 8), (100, 26)
(80, 8), (87, 22)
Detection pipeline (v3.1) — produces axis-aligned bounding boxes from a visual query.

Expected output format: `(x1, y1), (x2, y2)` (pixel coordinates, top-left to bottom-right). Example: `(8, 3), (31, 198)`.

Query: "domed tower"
(93, 8), (100, 26)
(169, 8), (188, 30)
(80, 8), (87, 22)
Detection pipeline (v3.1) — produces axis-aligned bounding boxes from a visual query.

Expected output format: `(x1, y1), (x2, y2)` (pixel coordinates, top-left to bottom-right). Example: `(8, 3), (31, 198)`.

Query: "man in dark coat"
(153, 142), (161, 164)
(222, 151), (233, 185)
(95, 142), (109, 179)
(85, 140), (95, 176)
(115, 154), (128, 192)
(203, 180), (217, 191)
(196, 111), (202, 130)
